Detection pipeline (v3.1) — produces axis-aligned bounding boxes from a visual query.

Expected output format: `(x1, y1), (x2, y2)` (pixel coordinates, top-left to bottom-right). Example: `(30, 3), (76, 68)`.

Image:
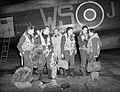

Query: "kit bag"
(87, 61), (101, 72)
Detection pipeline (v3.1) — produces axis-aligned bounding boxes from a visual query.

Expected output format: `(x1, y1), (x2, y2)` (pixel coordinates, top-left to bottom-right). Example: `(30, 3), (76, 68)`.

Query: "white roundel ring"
(83, 8), (97, 21)
(76, 1), (104, 29)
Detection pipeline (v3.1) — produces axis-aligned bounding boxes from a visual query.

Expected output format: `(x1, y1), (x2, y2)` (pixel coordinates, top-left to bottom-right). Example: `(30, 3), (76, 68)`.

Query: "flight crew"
(17, 24), (102, 81)
(17, 24), (35, 78)
(35, 26), (53, 79)
(51, 28), (63, 76)
(61, 27), (77, 77)
(87, 30), (102, 63)
(33, 29), (46, 81)
(77, 25), (89, 76)
(87, 29), (102, 80)
(51, 28), (62, 61)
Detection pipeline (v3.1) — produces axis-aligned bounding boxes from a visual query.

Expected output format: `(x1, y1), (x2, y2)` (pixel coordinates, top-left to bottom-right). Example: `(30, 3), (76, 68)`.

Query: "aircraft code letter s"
(58, 5), (75, 26)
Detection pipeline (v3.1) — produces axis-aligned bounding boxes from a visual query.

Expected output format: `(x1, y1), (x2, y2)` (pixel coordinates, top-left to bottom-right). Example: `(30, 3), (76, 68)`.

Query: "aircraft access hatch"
(0, 17), (15, 38)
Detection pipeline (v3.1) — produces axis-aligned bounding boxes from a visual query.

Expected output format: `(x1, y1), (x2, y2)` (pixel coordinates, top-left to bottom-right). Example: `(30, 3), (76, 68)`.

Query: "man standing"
(51, 28), (62, 61)
(87, 30), (102, 62)
(17, 24), (35, 77)
(87, 30), (102, 80)
(36, 26), (53, 79)
(61, 27), (77, 77)
(77, 25), (89, 76)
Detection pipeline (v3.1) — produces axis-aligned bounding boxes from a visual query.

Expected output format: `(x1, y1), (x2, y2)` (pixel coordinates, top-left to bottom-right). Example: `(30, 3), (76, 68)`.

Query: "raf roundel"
(76, 1), (104, 29)
(83, 8), (97, 22)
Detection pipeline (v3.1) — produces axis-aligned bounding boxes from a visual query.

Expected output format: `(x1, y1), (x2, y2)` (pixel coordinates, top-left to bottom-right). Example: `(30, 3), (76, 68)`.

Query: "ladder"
(1, 29), (11, 62)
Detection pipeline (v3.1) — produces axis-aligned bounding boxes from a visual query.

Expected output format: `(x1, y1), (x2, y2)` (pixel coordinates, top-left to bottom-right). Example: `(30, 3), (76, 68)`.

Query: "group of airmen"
(16, 23), (102, 86)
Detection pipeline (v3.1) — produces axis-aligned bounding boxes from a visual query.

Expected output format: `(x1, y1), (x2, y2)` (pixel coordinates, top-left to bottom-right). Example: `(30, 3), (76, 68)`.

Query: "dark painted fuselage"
(0, 0), (120, 50)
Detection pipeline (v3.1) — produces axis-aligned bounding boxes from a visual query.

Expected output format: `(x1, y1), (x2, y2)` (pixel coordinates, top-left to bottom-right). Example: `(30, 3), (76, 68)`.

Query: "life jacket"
(39, 32), (50, 49)
(80, 31), (88, 41)
(22, 33), (34, 51)
(64, 33), (75, 51)
(87, 33), (101, 57)
(78, 31), (88, 50)
(38, 32), (51, 57)
(51, 33), (62, 50)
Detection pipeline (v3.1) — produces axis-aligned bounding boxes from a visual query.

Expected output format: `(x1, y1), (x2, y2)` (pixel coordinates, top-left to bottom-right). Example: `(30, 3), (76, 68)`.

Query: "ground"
(0, 49), (120, 92)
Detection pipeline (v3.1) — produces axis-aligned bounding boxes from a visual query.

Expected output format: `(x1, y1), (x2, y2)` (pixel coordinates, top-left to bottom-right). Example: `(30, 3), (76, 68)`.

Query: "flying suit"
(37, 32), (53, 79)
(51, 33), (62, 60)
(87, 33), (102, 80)
(17, 32), (34, 70)
(61, 33), (76, 76)
(87, 33), (102, 62)
(77, 32), (88, 76)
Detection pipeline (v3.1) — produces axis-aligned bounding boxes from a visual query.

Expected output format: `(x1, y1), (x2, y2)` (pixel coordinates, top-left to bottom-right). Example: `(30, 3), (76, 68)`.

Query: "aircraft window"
(1, 20), (7, 24)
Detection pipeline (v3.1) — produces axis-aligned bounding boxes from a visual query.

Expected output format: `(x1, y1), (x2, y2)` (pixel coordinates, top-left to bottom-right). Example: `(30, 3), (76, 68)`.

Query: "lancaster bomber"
(0, 0), (120, 51)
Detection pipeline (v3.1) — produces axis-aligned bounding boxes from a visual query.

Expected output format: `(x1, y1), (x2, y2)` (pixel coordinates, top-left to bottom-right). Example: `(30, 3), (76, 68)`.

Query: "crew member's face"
(28, 28), (34, 36)
(54, 29), (59, 35)
(68, 29), (73, 35)
(44, 27), (50, 35)
(89, 31), (94, 37)
(83, 27), (88, 34)
(36, 30), (39, 34)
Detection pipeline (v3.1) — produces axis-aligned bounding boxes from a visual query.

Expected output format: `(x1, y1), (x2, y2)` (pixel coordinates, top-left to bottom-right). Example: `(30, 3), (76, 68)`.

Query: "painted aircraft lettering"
(12, 1), (118, 34)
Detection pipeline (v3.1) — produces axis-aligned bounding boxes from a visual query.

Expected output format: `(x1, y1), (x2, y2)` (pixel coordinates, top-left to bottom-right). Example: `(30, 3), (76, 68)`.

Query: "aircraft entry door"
(0, 17), (15, 38)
